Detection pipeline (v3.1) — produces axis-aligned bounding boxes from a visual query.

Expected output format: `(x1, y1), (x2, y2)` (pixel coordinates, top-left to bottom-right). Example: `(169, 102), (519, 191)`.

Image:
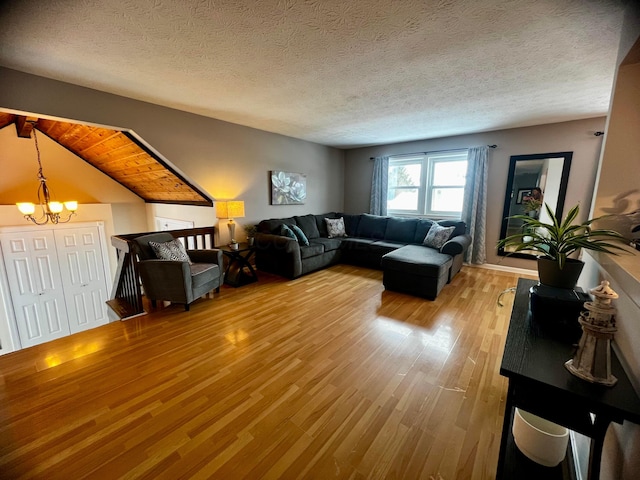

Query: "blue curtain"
(461, 146), (489, 264)
(370, 156), (389, 215)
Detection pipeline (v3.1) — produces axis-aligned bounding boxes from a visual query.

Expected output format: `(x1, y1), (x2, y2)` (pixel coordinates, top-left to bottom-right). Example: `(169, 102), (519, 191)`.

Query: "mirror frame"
(498, 151), (573, 259)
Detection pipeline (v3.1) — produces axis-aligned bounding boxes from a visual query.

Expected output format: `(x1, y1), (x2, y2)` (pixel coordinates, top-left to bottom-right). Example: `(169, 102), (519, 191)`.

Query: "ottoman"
(380, 245), (453, 300)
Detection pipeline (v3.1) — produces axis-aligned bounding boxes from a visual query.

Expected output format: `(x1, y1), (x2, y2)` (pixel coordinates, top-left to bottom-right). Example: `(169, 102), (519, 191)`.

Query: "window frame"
(387, 149), (468, 218)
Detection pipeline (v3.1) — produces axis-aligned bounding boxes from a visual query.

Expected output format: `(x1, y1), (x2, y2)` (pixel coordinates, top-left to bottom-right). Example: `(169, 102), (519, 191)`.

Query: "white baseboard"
(465, 262), (537, 276)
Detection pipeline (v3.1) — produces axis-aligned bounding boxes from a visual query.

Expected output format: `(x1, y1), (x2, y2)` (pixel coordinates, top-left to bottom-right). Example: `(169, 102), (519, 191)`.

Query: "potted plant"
(497, 203), (629, 288)
(522, 197), (542, 218)
(244, 224), (257, 246)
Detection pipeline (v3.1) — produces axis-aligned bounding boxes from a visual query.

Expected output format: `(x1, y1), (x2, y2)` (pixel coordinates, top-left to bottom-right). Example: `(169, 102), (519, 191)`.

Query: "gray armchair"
(133, 232), (224, 311)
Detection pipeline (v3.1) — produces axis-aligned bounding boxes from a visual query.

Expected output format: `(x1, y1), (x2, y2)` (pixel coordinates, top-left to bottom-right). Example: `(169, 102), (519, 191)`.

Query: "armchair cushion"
(133, 232), (175, 260)
(190, 263), (221, 288)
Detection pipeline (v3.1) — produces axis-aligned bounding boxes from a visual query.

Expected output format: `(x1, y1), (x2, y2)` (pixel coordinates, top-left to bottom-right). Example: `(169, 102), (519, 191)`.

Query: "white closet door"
(54, 227), (109, 334)
(0, 231), (70, 347)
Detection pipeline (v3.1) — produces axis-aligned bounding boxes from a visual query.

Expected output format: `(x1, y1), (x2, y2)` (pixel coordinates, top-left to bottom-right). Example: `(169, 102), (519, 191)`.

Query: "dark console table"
(497, 278), (640, 480)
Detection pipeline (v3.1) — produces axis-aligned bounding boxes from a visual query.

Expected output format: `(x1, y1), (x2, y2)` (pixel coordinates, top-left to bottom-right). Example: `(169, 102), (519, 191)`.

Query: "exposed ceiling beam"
(15, 115), (38, 138)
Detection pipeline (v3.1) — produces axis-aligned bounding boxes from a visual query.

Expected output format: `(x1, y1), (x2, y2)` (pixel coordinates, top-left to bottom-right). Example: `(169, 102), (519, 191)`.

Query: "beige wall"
(580, 2), (640, 478)
(344, 117), (606, 269)
(0, 67), (345, 240)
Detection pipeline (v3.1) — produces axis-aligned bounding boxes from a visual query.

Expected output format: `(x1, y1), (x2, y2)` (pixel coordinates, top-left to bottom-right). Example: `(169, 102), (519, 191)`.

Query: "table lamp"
(216, 200), (245, 243)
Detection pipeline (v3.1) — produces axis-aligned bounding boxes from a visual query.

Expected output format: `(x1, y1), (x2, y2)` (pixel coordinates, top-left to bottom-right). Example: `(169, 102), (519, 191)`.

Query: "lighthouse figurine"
(565, 281), (618, 386)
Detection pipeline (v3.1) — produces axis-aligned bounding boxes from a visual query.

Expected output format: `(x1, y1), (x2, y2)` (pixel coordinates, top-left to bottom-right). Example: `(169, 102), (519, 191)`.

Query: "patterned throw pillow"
(423, 224), (455, 249)
(280, 224), (298, 241)
(290, 224), (310, 246)
(149, 239), (192, 264)
(325, 217), (347, 238)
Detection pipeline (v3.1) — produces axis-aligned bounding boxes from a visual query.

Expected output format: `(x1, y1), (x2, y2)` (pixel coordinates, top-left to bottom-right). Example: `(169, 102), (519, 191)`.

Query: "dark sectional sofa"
(255, 213), (471, 299)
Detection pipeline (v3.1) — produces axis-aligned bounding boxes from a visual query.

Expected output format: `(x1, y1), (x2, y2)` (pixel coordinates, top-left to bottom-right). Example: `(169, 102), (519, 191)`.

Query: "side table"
(497, 278), (640, 479)
(218, 243), (258, 287)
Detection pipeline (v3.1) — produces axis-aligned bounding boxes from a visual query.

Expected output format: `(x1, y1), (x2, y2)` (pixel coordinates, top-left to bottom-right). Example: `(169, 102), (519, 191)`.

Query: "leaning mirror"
(498, 152), (572, 258)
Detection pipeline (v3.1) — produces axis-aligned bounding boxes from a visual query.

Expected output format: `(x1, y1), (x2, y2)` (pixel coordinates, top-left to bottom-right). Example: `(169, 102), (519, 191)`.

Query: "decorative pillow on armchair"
(149, 239), (192, 264)
(325, 217), (347, 238)
(423, 224), (455, 249)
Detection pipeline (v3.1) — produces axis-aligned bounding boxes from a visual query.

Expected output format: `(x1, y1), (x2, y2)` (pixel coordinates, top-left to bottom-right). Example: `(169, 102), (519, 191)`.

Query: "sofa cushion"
(413, 219), (435, 244)
(311, 238), (342, 252)
(341, 237), (376, 250)
(325, 217), (347, 238)
(259, 217), (297, 234)
(384, 217), (418, 243)
(149, 239), (192, 264)
(315, 212), (339, 237)
(423, 224), (455, 249)
(280, 224), (298, 241)
(291, 224), (310, 246)
(294, 214), (320, 239)
(370, 240), (406, 256)
(300, 244), (324, 259)
(381, 245), (453, 277)
(357, 213), (388, 240)
(341, 214), (361, 236)
(438, 220), (466, 239)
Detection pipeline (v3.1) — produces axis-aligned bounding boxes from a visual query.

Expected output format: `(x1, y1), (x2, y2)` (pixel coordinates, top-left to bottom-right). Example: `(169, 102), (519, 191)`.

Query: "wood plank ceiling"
(0, 112), (212, 206)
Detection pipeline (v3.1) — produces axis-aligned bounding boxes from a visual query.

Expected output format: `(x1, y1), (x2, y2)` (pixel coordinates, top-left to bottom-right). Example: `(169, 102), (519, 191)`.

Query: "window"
(387, 150), (468, 216)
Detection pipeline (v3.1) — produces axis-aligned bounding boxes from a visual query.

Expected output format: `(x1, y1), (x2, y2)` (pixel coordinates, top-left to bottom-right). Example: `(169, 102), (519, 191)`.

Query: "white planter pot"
(512, 408), (569, 467)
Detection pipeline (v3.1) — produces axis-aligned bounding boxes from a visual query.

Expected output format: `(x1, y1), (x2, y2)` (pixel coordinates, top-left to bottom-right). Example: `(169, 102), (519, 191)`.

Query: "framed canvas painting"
(270, 171), (306, 205)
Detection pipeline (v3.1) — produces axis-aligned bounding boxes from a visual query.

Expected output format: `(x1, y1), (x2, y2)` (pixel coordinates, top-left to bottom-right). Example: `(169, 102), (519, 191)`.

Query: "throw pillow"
(280, 224), (298, 241)
(423, 224), (455, 249)
(325, 217), (347, 238)
(290, 224), (310, 246)
(149, 239), (192, 264)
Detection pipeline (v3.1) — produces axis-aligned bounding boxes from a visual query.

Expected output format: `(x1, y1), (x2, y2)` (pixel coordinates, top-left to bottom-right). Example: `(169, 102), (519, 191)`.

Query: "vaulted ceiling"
(0, 112), (212, 206)
(0, 0), (627, 148)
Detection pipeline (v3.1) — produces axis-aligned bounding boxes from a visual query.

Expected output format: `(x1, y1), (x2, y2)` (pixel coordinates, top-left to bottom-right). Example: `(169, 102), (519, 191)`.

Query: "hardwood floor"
(0, 265), (534, 479)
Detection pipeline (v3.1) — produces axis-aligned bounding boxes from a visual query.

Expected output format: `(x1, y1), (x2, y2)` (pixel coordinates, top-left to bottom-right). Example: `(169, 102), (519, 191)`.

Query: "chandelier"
(16, 123), (78, 225)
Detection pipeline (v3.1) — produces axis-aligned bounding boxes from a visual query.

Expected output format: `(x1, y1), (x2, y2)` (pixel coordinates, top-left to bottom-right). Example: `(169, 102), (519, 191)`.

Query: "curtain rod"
(369, 144), (497, 160)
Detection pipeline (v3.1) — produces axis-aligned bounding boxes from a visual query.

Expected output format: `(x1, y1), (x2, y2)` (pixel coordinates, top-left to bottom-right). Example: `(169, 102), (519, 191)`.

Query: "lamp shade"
(227, 201), (245, 219)
(215, 201), (228, 219)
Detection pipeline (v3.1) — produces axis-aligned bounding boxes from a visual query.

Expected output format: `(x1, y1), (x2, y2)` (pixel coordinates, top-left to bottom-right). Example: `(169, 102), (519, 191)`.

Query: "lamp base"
(227, 219), (236, 242)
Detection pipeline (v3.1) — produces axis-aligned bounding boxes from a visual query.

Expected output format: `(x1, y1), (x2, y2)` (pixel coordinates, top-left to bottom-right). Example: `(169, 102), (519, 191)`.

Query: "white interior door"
(54, 227), (109, 334)
(0, 231), (70, 348)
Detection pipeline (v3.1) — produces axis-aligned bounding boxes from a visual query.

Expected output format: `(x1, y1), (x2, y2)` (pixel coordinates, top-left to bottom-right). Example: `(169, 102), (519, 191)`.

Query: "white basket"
(512, 408), (569, 467)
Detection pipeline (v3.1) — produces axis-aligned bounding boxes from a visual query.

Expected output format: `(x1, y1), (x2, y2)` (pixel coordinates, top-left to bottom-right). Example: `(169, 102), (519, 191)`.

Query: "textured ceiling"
(0, 0), (626, 148)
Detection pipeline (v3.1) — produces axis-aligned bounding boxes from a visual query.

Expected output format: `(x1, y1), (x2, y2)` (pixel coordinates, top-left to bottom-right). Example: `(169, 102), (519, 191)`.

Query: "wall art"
(270, 170), (306, 205)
